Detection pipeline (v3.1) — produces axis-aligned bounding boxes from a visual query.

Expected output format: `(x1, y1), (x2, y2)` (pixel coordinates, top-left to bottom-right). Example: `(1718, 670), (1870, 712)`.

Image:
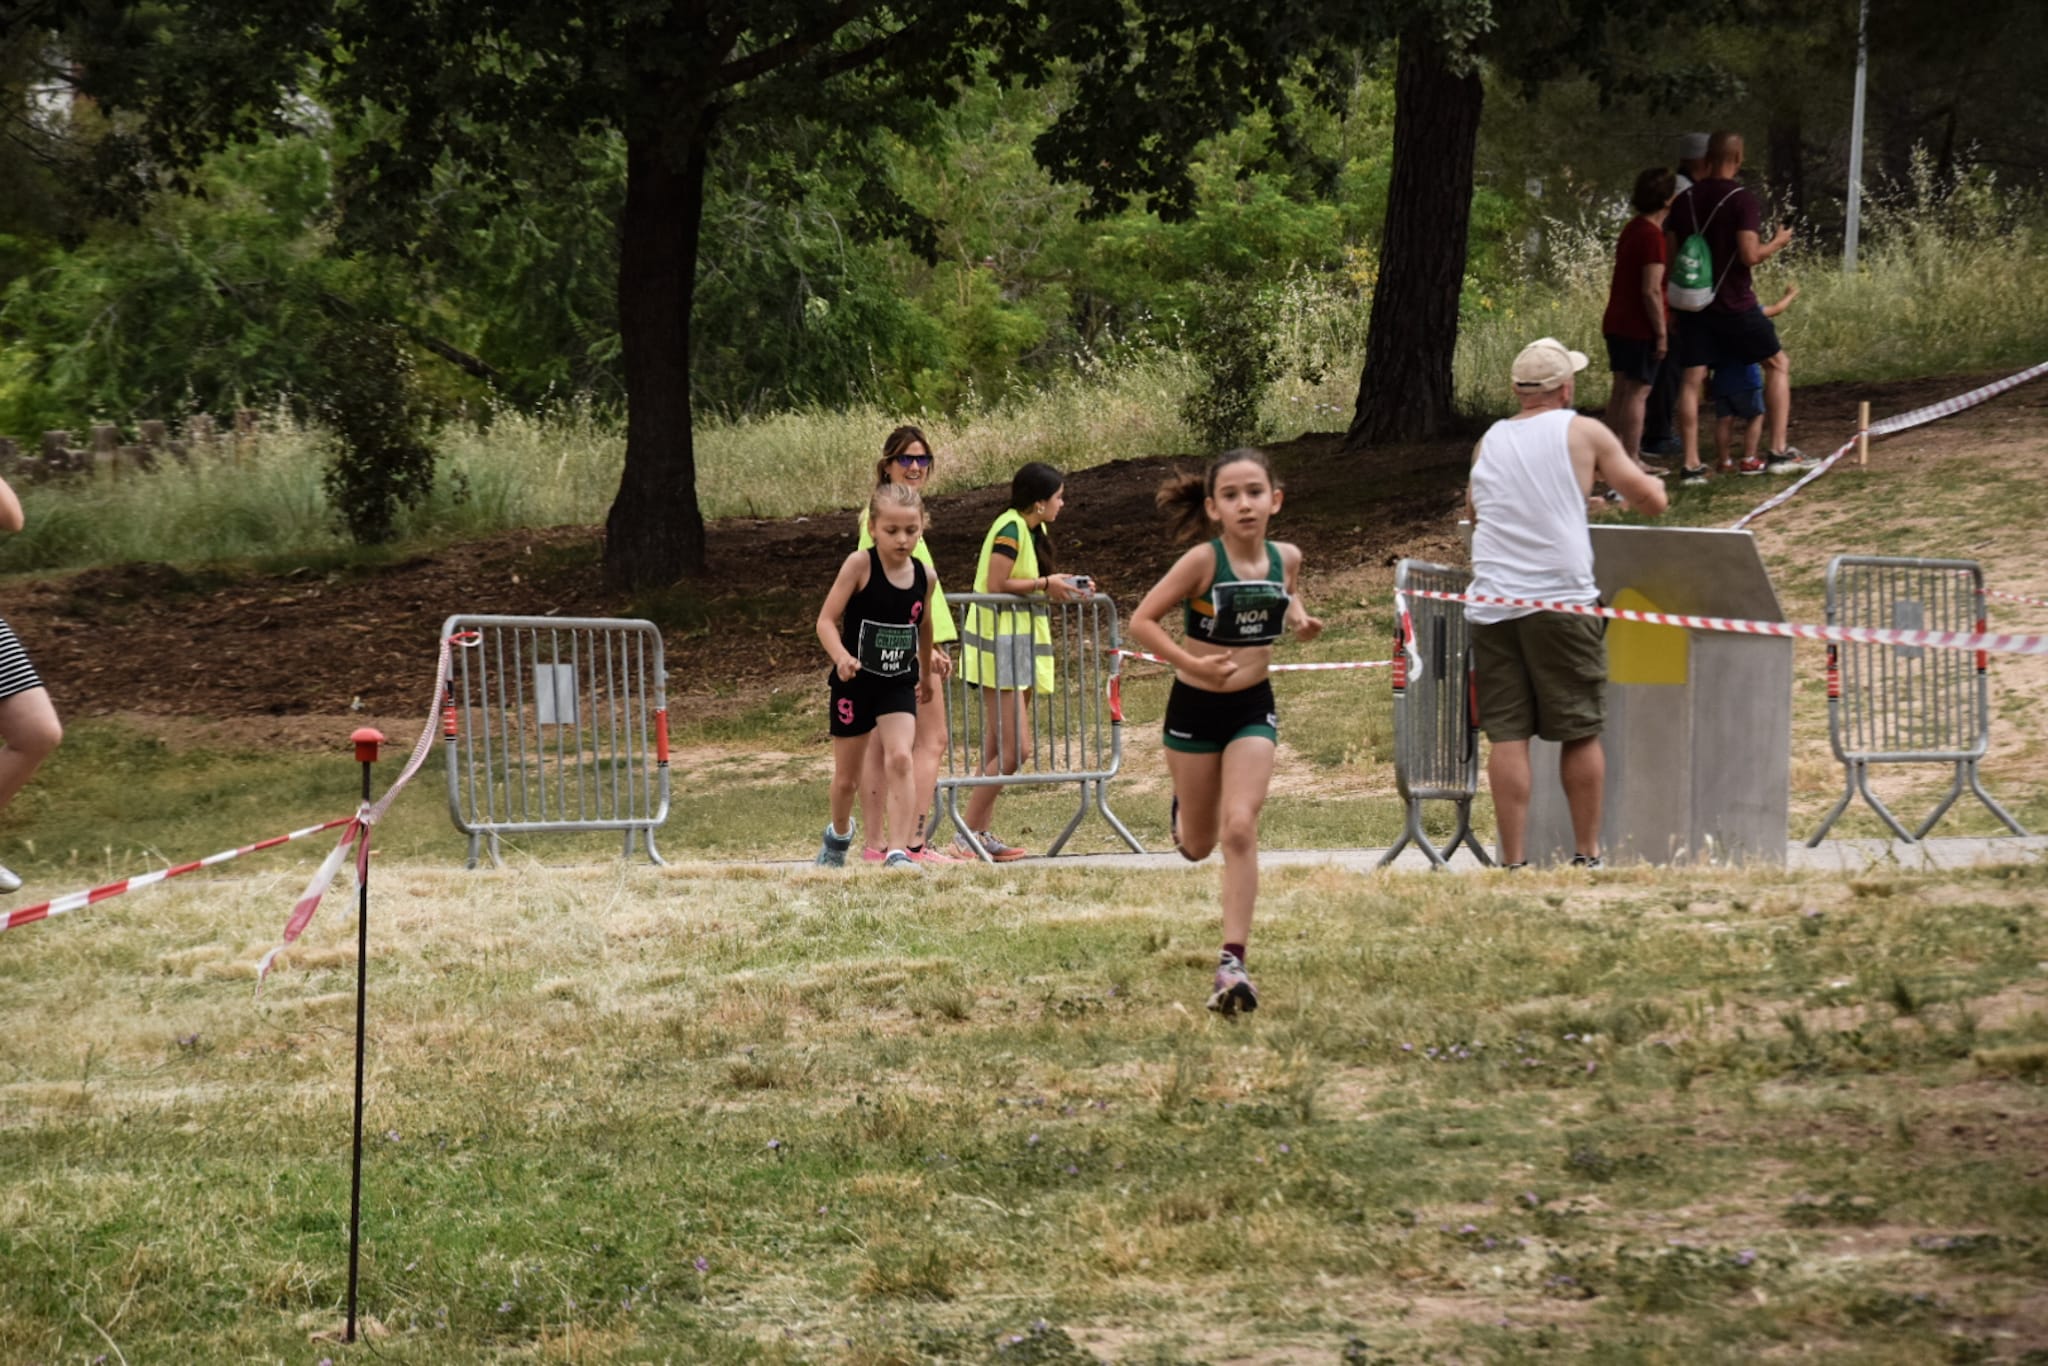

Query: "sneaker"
(907, 843), (965, 866)
(1737, 455), (1769, 476)
(1207, 953), (1259, 1017)
(881, 850), (921, 872)
(1678, 465), (1710, 484)
(0, 863), (19, 893)
(1570, 853), (1604, 869)
(1764, 447), (1813, 474)
(956, 829), (1029, 863)
(815, 824), (852, 868)
(861, 846), (886, 864)
(1500, 862), (1528, 872)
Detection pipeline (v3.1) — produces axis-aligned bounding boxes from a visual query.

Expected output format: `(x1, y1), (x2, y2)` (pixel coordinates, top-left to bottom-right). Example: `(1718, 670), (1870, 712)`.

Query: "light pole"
(1843, 0), (1869, 273)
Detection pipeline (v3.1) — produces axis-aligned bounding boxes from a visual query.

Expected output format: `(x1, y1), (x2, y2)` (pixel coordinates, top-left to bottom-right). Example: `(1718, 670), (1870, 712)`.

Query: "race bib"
(858, 621), (917, 678)
(1204, 580), (1289, 646)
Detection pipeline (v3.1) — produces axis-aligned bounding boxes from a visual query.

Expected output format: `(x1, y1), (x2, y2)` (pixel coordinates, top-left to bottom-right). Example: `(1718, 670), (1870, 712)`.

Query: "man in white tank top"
(1465, 338), (1668, 868)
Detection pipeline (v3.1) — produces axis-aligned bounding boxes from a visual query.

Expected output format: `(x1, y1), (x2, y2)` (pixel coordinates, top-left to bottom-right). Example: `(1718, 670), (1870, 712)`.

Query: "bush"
(314, 321), (437, 545)
(1180, 280), (1280, 452)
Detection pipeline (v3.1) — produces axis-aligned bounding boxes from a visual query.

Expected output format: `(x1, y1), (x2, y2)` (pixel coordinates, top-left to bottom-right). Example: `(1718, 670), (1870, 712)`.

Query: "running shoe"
(1207, 952), (1259, 1017)
(1738, 455), (1769, 476)
(1764, 448), (1813, 474)
(1570, 853), (1604, 870)
(907, 843), (966, 866)
(956, 829), (1029, 862)
(1678, 465), (1710, 484)
(882, 850), (922, 872)
(0, 863), (19, 893)
(861, 846), (886, 864)
(815, 825), (852, 868)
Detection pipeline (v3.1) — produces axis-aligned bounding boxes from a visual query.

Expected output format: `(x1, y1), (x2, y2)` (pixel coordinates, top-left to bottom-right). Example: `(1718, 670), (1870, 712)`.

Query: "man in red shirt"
(1665, 131), (1802, 481)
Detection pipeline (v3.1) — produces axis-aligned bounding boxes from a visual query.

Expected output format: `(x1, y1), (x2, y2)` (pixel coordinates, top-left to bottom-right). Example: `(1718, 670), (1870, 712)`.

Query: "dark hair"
(875, 424), (931, 487)
(1156, 447), (1279, 543)
(1630, 167), (1677, 215)
(1007, 461), (1063, 572)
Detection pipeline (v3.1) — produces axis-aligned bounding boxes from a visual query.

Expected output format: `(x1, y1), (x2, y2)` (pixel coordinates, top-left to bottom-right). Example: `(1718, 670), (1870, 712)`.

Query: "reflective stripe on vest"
(962, 513), (1057, 693)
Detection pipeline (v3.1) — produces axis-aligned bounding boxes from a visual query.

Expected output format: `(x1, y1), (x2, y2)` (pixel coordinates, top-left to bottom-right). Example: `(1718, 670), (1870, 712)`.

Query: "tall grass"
(4, 173), (2042, 574)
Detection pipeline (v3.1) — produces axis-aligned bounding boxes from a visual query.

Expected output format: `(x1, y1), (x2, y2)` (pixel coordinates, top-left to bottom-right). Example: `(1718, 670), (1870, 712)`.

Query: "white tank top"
(1467, 408), (1594, 624)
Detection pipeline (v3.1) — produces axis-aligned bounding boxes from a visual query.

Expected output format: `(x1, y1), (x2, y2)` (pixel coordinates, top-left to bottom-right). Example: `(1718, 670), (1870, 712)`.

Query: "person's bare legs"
(1559, 735), (1605, 859)
(908, 692), (946, 846)
(0, 687), (61, 817)
(828, 735), (867, 839)
(962, 686), (1030, 834)
(871, 712), (918, 853)
(1714, 414), (1734, 469)
(1678, 366), (1708, 472)
(1487, 738), (1532, 865)
(1214, 738), (1275, 952)
(1762, 349), (1792, 453)
(1164, 748), (1222, 863)
(1742, 413), (1764, 466)
(857, 738), (886, 857)
(1606, 374), (1653, 467)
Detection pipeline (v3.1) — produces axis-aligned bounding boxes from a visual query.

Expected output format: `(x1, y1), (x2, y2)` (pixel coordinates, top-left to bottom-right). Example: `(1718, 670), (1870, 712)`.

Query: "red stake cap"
(351, 727), (386, 764)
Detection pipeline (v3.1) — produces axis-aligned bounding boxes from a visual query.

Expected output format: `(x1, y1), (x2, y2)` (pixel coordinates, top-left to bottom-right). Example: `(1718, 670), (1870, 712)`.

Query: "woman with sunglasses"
(852, 426), (964, 862)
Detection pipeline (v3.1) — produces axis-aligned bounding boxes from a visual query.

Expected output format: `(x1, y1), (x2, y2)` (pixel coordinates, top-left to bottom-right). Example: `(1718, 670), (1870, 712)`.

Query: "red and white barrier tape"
(1731, 361), (2048, 530)
(257, 630), (479, 978)
(1113, 646), (1388, 672)
(1988, 589), (2048, 611)
(1406, 588), (2048, 658)
(0, 816), (354, 935)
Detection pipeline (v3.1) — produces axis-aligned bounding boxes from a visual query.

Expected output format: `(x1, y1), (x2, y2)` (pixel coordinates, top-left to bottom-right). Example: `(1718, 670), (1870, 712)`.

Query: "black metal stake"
(344, 727), (383, 1344)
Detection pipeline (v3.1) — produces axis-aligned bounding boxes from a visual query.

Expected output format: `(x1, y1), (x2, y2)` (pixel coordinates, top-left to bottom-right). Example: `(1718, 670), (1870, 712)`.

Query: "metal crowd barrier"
(1379, 559), (1492, 869)
(1807, 556), (2029, 844)
(935, 592), (1143, 860)
(441, 615), (671, 868)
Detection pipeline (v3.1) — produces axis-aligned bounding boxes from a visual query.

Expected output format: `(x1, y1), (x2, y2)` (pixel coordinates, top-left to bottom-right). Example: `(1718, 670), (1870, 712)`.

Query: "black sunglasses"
(892, 453), (934, 467)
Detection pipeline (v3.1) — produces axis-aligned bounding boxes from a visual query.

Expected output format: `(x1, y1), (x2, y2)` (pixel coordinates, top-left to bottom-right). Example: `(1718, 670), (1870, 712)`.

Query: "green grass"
(2, 856), (2043, 1361)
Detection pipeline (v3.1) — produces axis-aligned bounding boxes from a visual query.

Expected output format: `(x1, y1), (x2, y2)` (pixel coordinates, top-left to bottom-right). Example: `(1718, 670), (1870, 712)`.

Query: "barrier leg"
(1806, 766), (1857, 846)
(487, 833), (506, 869)
(1442, 801), (1494, 867)
(1965, 761), (2031, 836)
(1093, 780), (1146, 854)
(641, 826), (669, 868)
(946, 786), (993, 864)
(1045, 783), (1090, 856)
(465, 831), (483, 870)
(1854, 763), (1917, 843)
(1911, 765), (1967, 840)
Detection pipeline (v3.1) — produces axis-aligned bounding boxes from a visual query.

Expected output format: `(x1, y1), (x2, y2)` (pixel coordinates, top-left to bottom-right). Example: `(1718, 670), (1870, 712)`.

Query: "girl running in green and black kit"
(1128, 449), (1321, 1015)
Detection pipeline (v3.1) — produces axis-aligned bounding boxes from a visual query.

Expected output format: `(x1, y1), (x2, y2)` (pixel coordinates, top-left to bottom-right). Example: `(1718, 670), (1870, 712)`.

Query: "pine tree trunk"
(1344, 30), (1483, 449)
(603, 123), (711, 589)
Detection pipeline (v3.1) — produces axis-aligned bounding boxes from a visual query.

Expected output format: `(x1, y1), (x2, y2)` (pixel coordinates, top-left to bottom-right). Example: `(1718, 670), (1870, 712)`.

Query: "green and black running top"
(1185, 538), (1290, 648)
(840, 548), (929, 681)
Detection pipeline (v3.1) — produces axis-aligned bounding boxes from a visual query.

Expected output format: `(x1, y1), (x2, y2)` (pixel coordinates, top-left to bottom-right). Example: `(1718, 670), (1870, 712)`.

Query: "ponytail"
(1156, 447), (1279, 543)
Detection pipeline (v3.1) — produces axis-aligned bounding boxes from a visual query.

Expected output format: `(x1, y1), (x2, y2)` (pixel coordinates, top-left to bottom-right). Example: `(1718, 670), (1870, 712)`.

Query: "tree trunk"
(1345, 30), (1483, 449)
(1766, 114), (1805, 222)
(604, 121), (711, 589)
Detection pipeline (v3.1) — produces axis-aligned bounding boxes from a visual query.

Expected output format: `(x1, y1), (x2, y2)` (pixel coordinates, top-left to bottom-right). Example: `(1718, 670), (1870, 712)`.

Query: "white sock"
(828, 821), (851, 840)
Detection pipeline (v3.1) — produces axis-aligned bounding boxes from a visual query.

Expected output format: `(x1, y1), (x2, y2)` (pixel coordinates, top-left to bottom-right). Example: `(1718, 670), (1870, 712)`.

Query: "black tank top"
(840, 548), (929, 681)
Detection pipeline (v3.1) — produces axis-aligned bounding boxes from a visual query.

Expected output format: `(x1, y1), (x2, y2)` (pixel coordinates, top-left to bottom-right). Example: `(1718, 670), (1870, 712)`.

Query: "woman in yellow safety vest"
(954, 462), (1086, 861)
(854, 425), (963, 862)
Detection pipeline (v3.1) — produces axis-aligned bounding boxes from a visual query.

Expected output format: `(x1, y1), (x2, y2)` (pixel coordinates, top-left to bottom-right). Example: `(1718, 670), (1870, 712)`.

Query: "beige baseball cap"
(1511, 337), (1589, 391)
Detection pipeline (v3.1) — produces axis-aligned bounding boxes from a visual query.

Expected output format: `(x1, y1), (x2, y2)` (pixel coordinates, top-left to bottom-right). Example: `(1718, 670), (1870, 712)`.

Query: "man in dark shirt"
(1666, 130), (1802, 480)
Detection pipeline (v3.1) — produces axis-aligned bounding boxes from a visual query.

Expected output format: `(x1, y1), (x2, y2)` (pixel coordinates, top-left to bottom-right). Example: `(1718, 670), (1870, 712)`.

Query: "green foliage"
(313, 320), (437, 545)
(1180, 278), (1281, 451)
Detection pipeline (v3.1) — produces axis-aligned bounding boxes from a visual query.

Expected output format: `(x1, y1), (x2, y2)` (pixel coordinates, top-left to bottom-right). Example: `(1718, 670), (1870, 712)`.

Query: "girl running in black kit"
(816, 483), (947, 870)
(1128, 449), (1321, 1014)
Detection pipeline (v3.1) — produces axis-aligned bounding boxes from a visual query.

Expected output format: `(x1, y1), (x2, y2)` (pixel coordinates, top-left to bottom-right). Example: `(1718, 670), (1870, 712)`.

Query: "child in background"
(815, 483), (946, 870)
(1712, 284), (1802, 476)
(1127, 448), (1322, 1016)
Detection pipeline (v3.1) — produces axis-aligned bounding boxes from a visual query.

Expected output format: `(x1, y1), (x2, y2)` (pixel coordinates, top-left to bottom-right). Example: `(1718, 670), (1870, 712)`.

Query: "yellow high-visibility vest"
(961, 512), (1056, 694)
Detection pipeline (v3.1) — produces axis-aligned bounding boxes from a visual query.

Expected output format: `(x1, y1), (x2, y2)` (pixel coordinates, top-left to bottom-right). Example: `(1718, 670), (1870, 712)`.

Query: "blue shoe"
(1206, 952), (1258, 1017)
(881, 850), (922, 873)
(816, 824), (852, 868)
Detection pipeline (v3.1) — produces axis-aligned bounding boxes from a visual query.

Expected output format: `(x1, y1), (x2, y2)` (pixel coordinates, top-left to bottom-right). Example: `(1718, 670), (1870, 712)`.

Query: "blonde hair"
(869, 479), (926, 528)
